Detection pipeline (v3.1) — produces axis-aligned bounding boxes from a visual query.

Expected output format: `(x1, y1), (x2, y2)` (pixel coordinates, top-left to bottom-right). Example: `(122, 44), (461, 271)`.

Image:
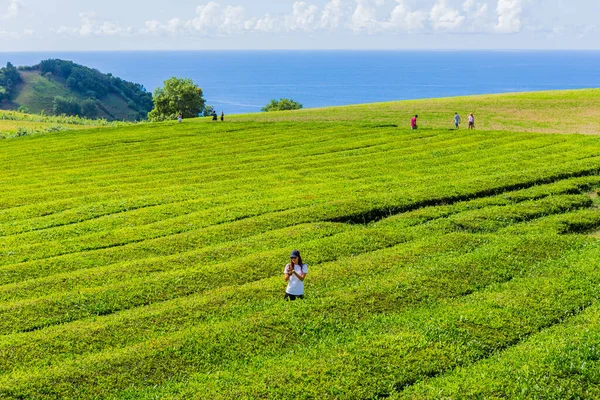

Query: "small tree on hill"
(203, 105), (215, 117)
(81, 99), (98, 118)
(52, 96), (81, 116)
(262, 98), (303, 112)
(148, 77), (205, 122)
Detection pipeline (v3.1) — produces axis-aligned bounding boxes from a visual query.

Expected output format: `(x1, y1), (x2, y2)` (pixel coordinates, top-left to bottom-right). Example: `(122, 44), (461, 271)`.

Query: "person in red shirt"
(411, 115), (418, 130)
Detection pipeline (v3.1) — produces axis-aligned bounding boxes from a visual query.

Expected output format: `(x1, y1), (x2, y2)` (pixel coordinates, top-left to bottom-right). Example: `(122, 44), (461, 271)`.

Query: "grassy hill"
(1, 89), (600, 398)
(1, 60), (153, 121)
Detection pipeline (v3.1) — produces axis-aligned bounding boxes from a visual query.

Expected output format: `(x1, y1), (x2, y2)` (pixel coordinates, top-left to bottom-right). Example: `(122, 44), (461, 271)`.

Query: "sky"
(0, 0), (598, 51)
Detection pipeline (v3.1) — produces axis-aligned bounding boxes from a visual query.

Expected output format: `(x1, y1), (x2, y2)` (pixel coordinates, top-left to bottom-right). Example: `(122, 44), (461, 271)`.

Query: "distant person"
(221, 111), (224, 121)
(411, 115), (418, 130)
(212, 110), (218, 121)
(454, 112), (461, 129)
(284, 249), (308, 301)
(468, 113), (475, 129)
(177, 112), (183, 123)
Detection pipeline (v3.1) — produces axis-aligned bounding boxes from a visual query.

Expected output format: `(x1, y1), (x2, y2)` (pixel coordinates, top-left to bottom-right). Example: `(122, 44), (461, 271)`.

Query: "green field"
(1, 89), (600, 399)
(0, 110), (130, 139)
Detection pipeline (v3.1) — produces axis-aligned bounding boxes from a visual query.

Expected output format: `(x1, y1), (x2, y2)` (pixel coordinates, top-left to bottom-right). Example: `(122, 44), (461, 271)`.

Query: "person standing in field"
(284, 250), (308, 301)
(411, 115), (418, 130)
(177, 112), (183, 123)
(212, 110), (218, 121)
(221, 111), (225, 121)
(468, 113), (475, 129)
(454, 112), (461, 129)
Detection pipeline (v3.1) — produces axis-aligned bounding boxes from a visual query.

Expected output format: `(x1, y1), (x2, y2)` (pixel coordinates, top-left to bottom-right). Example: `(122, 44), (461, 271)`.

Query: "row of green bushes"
(2, 117), (600, 397)
(3, 232), (598, 398)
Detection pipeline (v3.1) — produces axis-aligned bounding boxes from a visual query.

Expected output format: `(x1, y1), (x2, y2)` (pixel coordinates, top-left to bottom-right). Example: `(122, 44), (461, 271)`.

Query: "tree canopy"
(0, 62), (23, 102)
(262, 98), (303, 112)
(148, 77), (206, 122)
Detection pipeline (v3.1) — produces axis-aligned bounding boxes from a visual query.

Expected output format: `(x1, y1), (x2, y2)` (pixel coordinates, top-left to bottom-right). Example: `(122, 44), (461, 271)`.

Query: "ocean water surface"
(1, 51), (599, 115)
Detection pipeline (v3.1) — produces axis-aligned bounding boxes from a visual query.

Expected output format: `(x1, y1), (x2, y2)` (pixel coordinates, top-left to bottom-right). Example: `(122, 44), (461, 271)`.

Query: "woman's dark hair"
(291, 255), (303, 267)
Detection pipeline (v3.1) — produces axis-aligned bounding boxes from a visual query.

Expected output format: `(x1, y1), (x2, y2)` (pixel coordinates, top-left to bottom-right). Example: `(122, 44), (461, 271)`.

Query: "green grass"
(232, 88), (600, 135)
(13, 71), (82, 114)
(0, 110), (132, 138)
(1, 89), (600, 398)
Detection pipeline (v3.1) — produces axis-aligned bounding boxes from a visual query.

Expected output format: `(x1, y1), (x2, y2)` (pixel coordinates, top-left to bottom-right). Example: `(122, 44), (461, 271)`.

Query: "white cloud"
(141, 1), (349, 36)
(246, 13), (279, 33)
(46, 0), (542, 41)
(222, 6), (245, 34)
(496, 0), (522, 33)
(187, 2), (222, 33)
(389, 0), (428, 31)
(285, 1), (319, 32)
(430, 0), (465, 31)
(463, 0), (488, 17)
(0, 28), (32, 38)
(320, 0), (344, 30)
(350, 0), (386, 33)
(461, 0), (491, 32)
(1, 0), (22, 20)
(52, 13), (133, 37)
(143, 2), (248, 36)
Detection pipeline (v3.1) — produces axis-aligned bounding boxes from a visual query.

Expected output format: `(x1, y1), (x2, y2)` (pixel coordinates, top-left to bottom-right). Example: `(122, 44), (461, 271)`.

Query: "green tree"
(81, 99), (98, 118)
(17, 105), (30, 114)
(0, 62), (22, 102)
(203, 105), (215, 117)
(148, 77), (205, 122)
(52, 96), (81, 116)
(262, 98), (303, 112)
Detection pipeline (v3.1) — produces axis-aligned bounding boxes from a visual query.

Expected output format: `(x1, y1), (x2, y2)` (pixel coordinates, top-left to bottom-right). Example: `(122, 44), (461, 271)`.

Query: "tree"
(203, 105), (215, 117)
(0, 62), (22, 102)
(148, 77), (205, 122)
(17, 105), (30, 114)
(81, 99), (98, 118)
(262, 98), (303, 112)
(52, 96), (81, 116)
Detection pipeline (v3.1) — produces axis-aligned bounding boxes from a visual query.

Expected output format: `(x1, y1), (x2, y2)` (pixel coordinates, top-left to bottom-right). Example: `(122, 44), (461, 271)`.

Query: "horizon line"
(2, 48), (600, 54)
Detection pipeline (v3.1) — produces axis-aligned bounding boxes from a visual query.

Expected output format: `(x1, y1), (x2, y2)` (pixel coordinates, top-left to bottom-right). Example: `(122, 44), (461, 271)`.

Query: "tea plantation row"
(1, 90), (600, 398)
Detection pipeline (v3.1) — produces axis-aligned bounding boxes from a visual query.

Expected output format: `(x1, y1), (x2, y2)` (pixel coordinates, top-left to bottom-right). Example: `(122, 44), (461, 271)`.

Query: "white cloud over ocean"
(49, 0), (538, 38)
(1, 0), (598, 50)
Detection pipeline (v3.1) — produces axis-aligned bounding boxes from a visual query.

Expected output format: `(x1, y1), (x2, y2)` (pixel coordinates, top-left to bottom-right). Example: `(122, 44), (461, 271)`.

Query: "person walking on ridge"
(468, 112), (475, 129)
(454, 112), (461, 129)
(411, 115), (418, 130)
(221, 111), (225, 121)
(284, 250), (308, 301)
(212, 110), (218, 121)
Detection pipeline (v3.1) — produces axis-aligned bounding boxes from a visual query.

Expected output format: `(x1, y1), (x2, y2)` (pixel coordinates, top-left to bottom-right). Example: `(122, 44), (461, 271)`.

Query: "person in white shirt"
(284, 249), (308, 300)
(468, 113), (475, 129)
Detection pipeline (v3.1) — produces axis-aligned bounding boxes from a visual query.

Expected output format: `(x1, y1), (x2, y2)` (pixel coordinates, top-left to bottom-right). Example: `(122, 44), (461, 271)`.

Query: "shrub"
(262, 98), (303, 112)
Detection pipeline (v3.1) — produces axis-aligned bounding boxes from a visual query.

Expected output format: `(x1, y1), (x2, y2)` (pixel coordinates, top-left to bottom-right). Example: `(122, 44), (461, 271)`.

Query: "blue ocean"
(1, 51), (599, 115)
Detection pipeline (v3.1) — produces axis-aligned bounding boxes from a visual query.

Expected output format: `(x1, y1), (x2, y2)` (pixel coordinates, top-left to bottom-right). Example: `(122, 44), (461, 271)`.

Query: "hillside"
(0, 60), (153, 121)
(1, 90), (600, 398)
